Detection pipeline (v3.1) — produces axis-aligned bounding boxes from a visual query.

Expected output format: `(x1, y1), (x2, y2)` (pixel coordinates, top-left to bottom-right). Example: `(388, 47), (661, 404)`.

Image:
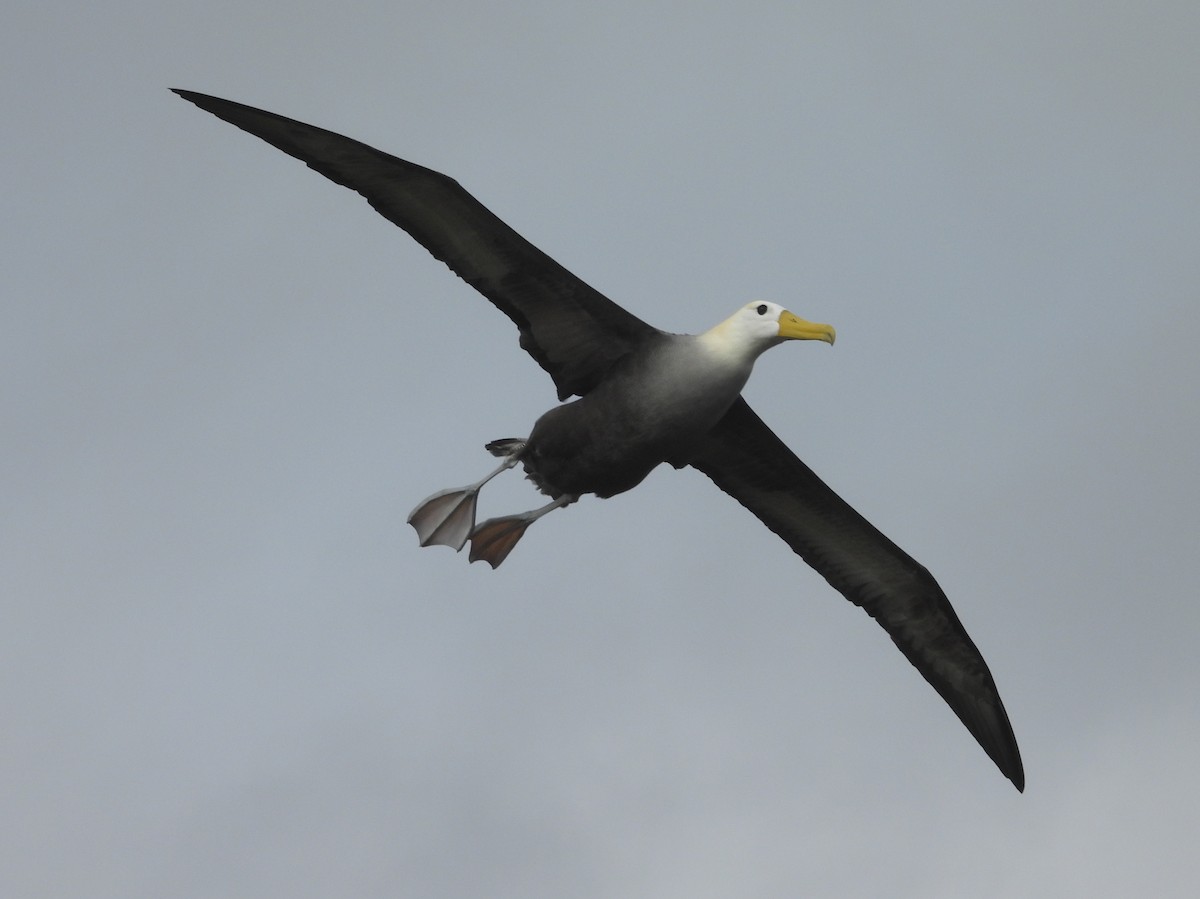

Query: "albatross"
(174, 89), (1024, 792)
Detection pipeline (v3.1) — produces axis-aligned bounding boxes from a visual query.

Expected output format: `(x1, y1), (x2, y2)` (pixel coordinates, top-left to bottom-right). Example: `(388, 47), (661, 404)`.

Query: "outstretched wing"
(173, 89), (658, 400)
(688, 398), (1025, 791)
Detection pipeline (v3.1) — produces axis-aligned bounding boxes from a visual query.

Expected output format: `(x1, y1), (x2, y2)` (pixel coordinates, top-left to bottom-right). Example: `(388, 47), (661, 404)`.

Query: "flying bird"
(174, 89), (1024, 791)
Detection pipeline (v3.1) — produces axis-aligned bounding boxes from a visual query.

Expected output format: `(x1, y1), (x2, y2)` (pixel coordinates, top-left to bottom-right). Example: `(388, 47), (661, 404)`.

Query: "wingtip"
(171, 88), (206, 108)
(1008, 766), (1026, 793)
(976, 708), (1025, 793)
(171, 89), (223, 111)
(986, 726), (1024, 793)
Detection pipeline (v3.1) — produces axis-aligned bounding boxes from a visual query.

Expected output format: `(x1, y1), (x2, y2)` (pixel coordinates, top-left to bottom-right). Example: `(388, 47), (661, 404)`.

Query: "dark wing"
(173, 89), (658, 400)
(688, 399), (1024, 791)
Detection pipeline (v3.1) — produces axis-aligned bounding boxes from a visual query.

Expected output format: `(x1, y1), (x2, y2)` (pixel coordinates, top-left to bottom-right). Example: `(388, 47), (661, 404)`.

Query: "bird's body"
(523, 314), (797, 498)
(174, 89), (1025, 791)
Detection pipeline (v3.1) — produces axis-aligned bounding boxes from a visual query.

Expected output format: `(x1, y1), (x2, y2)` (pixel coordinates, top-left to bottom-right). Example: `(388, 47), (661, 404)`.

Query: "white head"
(698, 301), (835, 364)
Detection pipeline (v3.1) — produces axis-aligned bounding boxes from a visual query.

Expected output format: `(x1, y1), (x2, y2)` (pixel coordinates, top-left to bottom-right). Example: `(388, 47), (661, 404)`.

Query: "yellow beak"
(778, 310), (836, 345)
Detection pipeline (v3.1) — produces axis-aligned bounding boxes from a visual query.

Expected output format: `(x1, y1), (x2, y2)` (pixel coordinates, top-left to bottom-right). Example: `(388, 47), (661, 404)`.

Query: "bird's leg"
(467, 494), (577, 569)
(406, 444), (525, 551)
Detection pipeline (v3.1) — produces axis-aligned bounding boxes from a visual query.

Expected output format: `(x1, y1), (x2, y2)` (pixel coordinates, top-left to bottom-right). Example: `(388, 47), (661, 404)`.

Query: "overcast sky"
(5, 2), (1199, 896)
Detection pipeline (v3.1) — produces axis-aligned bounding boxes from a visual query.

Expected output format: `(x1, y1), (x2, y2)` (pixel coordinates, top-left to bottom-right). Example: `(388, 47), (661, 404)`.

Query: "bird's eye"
(756, 304), (768, 315)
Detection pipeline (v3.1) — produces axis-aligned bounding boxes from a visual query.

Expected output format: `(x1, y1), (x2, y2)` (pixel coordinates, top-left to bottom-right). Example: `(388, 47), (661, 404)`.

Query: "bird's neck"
(694, 319), (779, 372)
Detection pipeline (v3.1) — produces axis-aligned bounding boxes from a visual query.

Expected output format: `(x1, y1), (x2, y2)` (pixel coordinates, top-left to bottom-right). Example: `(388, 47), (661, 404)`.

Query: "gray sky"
(5, 2), (1199, 896)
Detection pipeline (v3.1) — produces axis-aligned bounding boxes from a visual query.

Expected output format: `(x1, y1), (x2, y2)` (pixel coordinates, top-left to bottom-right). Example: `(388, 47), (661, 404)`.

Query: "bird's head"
(701, 302), (835, 362)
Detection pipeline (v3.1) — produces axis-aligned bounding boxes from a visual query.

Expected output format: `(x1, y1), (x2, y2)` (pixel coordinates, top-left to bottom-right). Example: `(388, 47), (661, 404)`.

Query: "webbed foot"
(466, 494), (577, 568)
(407, 487), (480, 550)
(407, 447), (525, 552)
(467, 514), (534, 568)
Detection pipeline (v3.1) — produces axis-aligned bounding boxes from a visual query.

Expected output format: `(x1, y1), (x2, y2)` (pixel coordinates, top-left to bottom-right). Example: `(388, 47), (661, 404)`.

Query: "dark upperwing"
(686, 398), (1023, 790)
(172, 89), (657, 401)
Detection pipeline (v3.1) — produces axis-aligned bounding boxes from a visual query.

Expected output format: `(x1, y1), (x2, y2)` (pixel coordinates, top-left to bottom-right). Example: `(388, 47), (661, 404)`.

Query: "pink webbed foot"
(467, 514), (535, 568)
(466, 494), (577, 568)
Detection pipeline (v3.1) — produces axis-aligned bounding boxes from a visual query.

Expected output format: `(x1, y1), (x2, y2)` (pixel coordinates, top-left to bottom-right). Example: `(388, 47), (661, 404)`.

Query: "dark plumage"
(174, 89), (1024, 791)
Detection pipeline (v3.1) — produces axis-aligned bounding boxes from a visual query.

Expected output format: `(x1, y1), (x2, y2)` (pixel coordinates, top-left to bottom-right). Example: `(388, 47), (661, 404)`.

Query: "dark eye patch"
(756, 304), (768, 315)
